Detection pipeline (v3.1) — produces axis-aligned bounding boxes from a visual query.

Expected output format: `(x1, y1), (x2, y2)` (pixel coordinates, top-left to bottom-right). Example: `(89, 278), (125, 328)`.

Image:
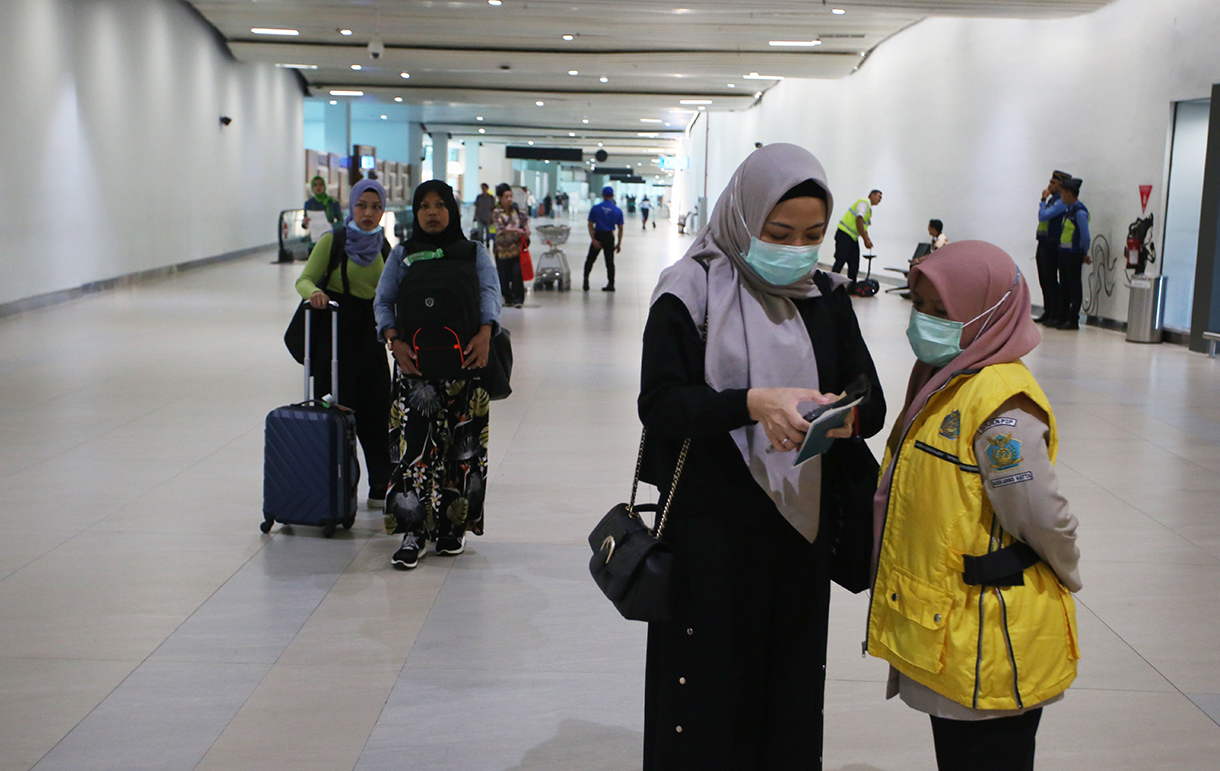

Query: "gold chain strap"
(628, 429), (690, 540)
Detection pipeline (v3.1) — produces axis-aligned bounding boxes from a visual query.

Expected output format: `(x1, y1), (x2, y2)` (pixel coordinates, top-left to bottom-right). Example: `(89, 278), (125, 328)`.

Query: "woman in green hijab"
(302, 175), (342, 244)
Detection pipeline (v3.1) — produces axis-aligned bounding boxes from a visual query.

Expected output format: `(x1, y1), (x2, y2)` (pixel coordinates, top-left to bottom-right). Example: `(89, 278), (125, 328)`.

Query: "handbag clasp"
(601, 536), (616, 564)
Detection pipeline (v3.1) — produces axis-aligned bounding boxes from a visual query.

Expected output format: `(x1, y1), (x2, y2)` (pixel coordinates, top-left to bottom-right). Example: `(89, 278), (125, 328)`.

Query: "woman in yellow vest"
(867, 241), (1081, 771)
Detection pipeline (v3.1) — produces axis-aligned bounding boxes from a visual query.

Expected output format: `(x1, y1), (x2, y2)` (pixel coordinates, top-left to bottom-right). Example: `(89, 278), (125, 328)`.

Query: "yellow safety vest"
(867, 362), (1079, 710)
(837, 198), (872, 239)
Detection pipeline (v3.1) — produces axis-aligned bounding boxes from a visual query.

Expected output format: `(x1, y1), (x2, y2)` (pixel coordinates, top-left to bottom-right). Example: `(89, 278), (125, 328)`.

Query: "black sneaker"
(391, 533), (426, 569)
(435, 535), (465, 556)
(602, 285), (615, 292)
(582, 277), (590, 291)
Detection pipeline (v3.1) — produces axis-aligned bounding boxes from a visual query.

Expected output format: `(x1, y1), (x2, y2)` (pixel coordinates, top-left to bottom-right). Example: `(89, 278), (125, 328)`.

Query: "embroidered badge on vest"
(986, 433), (1023, 471)
(938, 410), (961, 440)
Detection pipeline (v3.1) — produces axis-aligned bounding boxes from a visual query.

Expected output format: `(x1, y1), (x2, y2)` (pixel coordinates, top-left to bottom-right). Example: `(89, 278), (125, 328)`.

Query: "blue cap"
(602, 185), (615, 197)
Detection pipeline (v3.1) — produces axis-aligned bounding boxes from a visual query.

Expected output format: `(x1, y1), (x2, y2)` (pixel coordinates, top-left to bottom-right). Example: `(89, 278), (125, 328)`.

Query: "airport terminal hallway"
(1, 218), (1219, 770)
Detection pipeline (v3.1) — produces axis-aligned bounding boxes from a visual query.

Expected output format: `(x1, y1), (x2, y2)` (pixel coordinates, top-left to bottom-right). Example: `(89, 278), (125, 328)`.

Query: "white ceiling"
(191, 0), (1113, 155)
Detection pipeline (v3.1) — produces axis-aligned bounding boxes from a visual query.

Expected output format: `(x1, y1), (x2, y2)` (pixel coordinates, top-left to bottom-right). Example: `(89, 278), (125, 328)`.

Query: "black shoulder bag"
(284, 229), (349, 365)
(588, 430), (689, 623)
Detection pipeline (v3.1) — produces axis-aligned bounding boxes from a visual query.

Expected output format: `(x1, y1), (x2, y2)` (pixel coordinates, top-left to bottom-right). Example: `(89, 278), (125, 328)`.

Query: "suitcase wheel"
(323, 523), (337, 538)
(342, 515), (355, 530)
(260, 519), (274, 534)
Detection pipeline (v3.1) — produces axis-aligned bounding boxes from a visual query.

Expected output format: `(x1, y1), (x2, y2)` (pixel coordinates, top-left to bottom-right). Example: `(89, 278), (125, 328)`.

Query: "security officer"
(833, 189), (882, 287)
(584, 185), (624, 291)
(1035, 170), (1072, 325)
(1054, 177), (1090, 330)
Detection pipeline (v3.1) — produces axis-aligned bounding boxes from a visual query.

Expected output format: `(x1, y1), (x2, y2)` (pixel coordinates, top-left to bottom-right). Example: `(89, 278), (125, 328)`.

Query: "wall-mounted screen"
(659, 156), (689, 170)
(360, 155), (376, 170)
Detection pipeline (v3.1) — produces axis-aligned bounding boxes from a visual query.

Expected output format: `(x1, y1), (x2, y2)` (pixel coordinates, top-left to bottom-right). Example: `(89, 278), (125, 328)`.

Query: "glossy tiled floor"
(2, 215), (1219, 770)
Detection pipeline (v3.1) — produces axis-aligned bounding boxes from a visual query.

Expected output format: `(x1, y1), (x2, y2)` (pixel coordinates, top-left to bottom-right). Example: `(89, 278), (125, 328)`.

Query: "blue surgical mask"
(347, 220), (384, 236)
(743, 237), (820, 286)
(906, 285), (1015, 367)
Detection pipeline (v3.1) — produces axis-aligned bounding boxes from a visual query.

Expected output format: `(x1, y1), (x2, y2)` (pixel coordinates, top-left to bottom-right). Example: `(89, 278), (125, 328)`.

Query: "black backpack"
(394, 242), (481, 380)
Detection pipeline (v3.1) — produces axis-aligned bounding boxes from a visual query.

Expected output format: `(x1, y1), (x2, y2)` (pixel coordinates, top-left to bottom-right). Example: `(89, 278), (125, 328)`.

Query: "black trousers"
(642, 209), (650, 228)
(930, 709), (1043, 771)
(308, 297), (391, 499)
(1058, 250), (1085, 320)
(832, 229), (861, 282)
(1034, 239), (1061, 318)
(584, 230), (617, 286)
(497, 256), (524, 304)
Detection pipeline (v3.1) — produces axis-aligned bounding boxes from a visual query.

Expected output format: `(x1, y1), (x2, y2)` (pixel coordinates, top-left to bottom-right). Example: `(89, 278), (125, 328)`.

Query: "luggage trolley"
(533, 224), (573, 291)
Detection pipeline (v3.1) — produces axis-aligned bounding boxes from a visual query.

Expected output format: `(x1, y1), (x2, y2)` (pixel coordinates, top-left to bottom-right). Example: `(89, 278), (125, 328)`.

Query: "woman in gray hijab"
(638, 143), (885, 769)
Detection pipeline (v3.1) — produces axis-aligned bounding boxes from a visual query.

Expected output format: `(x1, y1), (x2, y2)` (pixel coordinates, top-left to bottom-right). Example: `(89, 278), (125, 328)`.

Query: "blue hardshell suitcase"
(261, 303), (360, 537)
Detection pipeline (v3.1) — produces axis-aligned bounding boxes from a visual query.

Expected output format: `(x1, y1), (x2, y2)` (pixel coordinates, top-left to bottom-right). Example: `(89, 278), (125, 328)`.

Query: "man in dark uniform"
(584, 185), (625, 291)
(1035, 170), (1072, 324)
(1054, 177), (1090, 330)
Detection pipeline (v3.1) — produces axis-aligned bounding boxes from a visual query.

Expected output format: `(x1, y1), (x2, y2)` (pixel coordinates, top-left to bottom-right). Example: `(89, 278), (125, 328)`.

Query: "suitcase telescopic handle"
(302, 300), (340, 403)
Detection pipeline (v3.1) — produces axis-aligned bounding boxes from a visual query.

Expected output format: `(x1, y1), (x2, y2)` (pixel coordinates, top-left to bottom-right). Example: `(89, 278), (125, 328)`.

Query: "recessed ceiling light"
(568, 132), (576, 136)
(599, 77), (608, 83)
(562, 34), (574, 41)
(329, 100), (337, 105)
(568, 70), (579, 76)
(832, 8), (846, 15)
(727, 83), (736, 88)
(640, 118), (663, 123)
(479, 128), (486, 133)
(535, 100), (545, 106)
(527, 140), (534, 145)
(351, 64), (362, 71)
(380, 115), (387, 120)
(329, 90), (364, 96)
(394, 97), (403, 102)
(339, 29), (353, 36)
(743, 73), (785, 80)
(476, 116), (484, 121)
(754, 91), (762, 98)
(638, 133), (658, 137)
(251, 28), (298, 36)
(679, 99), (712, 105)
(582, 118), (589, 123)
(488, 0), (502, 5)
(769, 40), (822, 47)
(697, 106), (706, 111)
(597, 142), (603, 147)
(400, 72), (410, 79)
(275, 63), (318, 70)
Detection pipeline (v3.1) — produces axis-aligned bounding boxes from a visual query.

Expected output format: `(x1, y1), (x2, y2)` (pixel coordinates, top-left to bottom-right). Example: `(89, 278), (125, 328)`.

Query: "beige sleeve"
(973, 395), (1082, 593)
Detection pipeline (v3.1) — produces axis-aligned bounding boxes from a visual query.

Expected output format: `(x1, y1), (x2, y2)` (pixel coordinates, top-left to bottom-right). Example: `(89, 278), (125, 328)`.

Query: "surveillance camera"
(368, 36), (384, 60)
(219, 116), (232, 126)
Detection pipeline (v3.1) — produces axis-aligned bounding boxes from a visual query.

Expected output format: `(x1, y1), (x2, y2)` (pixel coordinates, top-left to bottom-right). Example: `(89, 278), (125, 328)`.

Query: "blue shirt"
(1038, 195), (1067, 242)
(373, 240), (502, 338)
(588, 200), (624, 232)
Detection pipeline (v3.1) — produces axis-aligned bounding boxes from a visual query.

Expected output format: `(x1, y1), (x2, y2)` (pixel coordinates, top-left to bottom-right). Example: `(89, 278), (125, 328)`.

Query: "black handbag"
(285, 232), (348, 365)
(482, 327), (513, 401)
(588, 431), (690, 623)
(821, 435), (880, 593)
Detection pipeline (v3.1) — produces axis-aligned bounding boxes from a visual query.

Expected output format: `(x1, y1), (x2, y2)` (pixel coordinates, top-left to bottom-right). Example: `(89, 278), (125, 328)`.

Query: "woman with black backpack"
(294, 178), (392, 511)
(374, 181), (503, 569)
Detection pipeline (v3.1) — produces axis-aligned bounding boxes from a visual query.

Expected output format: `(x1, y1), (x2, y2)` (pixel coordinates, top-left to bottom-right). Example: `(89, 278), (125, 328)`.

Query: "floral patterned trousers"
(385, 375), (490, 538)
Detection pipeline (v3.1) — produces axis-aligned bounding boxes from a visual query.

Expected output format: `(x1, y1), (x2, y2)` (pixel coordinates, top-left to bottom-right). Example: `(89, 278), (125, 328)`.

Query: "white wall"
(0, 0), (303, 307)
(681, 0), (1220, 324)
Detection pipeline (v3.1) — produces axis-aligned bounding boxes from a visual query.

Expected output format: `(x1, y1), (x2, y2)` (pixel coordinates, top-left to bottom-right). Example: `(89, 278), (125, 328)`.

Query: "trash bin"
(1126, 274), (1166, 344)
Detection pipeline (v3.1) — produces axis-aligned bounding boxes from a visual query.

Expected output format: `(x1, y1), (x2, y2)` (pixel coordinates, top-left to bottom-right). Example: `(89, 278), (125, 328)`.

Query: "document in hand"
(791, 393), (866, 465)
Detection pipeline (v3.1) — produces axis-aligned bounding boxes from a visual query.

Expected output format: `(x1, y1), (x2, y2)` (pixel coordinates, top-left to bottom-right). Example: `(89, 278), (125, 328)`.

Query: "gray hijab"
(650, 143), (844, 542)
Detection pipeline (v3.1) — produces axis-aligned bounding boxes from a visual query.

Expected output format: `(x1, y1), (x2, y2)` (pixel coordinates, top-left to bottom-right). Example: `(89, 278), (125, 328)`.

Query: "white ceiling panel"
(190, 0), (1114, 148)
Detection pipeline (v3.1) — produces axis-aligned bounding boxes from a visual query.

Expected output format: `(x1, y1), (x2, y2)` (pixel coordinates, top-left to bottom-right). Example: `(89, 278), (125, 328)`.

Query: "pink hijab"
(872, 241), (1040, 562)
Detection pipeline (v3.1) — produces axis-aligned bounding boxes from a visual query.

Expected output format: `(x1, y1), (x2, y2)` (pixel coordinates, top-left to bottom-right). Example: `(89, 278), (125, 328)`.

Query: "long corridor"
(2, 215), (1219, 770)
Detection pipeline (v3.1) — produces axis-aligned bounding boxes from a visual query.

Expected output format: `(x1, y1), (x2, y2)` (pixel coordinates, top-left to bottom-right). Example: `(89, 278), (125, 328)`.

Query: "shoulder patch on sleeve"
(979, 416), (1018, 433)
(985, 432), (1023, 471)
(990, 471), (1034, 488)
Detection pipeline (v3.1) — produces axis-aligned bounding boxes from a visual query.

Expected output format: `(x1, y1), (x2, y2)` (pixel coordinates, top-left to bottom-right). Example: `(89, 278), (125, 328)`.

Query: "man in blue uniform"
(585, 185), (624, 291)
(1035, 170), (1072, 325)
(1054, 177), (1090, 330)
